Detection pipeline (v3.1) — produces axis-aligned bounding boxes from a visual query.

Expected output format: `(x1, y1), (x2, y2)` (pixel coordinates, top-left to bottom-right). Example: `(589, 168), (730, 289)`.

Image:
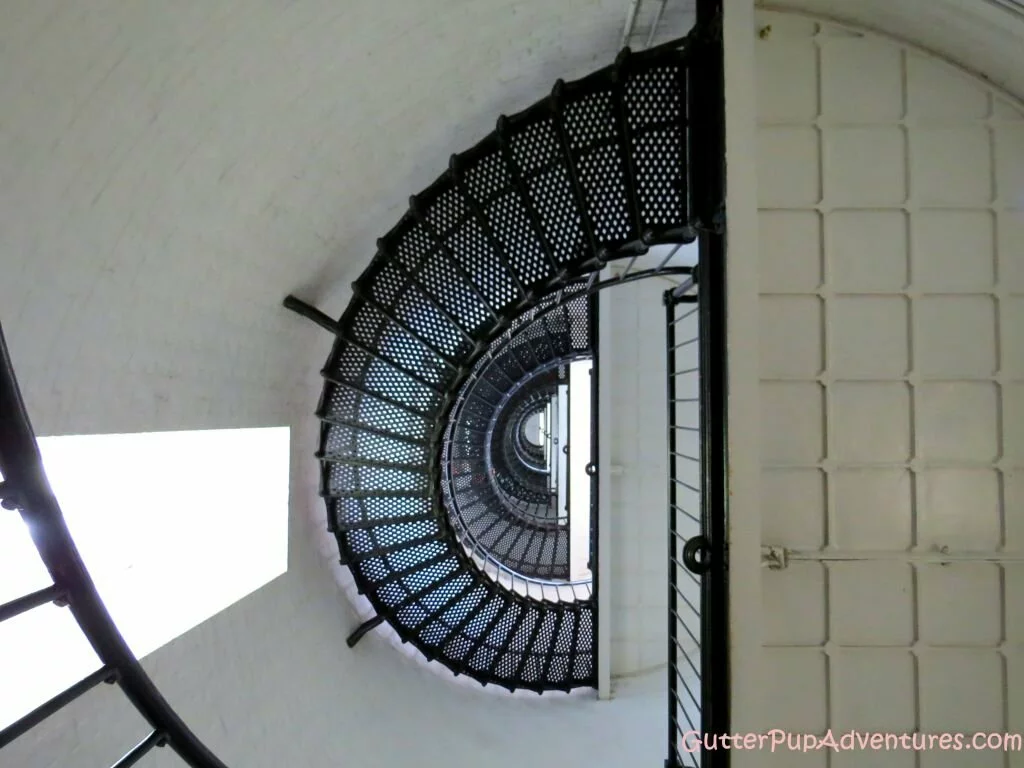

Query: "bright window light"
(568, 359), (593, 580)
(555, 382), (569, 519)
(0, 427), (290, 729)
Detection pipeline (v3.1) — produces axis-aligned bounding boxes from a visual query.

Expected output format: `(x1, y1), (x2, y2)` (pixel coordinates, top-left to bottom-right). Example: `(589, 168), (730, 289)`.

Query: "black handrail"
(692, 0), (730, 763)
(0, 324), (230, 768)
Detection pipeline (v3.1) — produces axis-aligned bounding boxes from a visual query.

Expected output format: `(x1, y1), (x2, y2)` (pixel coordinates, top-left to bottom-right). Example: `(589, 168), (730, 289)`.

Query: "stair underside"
(315, 39), (695, 692)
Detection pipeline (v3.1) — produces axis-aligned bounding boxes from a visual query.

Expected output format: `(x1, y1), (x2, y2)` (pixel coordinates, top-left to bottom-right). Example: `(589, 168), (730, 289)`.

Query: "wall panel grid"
(756, 11), (1024, 754)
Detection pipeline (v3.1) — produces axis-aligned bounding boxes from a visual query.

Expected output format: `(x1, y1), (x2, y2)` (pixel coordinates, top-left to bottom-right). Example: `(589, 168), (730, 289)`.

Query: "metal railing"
(666, 0), (729, 764)
(441, 266), (694, 604)
(665, 284), (704, 767)
(0, 324), (230, 768)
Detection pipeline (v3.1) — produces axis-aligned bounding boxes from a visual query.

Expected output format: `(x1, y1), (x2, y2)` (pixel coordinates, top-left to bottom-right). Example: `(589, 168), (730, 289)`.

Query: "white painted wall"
(603, 274), (672, 679)
(722, 0), (763, 758)
(0, 1), (676, 766)
(754, 9), (1024, 764)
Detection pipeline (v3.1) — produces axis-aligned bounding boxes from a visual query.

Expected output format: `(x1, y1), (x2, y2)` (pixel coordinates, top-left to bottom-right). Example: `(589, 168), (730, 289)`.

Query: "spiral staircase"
(0, 3), (727, 766)
(285, 26), (719, 694)
(442, 288), (593, 584)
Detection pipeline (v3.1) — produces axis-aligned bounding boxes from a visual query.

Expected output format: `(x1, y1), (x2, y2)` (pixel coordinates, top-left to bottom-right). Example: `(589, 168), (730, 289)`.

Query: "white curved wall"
(0, 2), (674, 766)
(763, 0), (1024, 102)
(754, 8), (1024, 760)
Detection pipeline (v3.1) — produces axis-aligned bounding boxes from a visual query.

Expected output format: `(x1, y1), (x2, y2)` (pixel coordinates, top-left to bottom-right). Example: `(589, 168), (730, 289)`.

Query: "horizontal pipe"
(0, 665), (116, 748)
(0, 583), (67, 624)
(785, 549), (1024, 564)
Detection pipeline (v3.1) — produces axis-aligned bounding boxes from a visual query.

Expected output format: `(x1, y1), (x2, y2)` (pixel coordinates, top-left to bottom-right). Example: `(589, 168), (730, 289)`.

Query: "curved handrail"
(0, 324), (230, 767)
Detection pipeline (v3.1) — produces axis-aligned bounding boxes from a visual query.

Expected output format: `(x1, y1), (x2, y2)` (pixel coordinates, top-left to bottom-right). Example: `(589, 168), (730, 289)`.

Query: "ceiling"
(764, 0), (1024, 101)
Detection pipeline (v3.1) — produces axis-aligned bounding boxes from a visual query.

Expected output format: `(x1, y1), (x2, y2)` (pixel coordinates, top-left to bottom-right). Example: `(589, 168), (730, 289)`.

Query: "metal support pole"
(693, 1), (729, 765)
(665, 291), (680, 765)
(0, 666), (117, 749)
(0, 584), (67, 624)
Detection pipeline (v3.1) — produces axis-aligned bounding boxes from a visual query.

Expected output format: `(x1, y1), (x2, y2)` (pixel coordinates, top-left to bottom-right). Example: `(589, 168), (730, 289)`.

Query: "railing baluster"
(319, 376), (433, 419)
(563, 609), (582, 689)
(409, 193), (501, 324)
(442, 588), (497, 672)
(657, 242), (685, 272)
(665, 291), (681, 763)
(0, 584), (67, 624)
(612, 49), (643, 240)
(379, 240), (481, 349)
(327, 336), (450, 391)
(110, 730), (165, 768)
(485, 602), (530, 680)
(549, 81), (600, 263)
(351, 286), (461, 370)
(495, 116), (562, 276)
(0, 666), (117, 748)
(450, 154), (530, 302)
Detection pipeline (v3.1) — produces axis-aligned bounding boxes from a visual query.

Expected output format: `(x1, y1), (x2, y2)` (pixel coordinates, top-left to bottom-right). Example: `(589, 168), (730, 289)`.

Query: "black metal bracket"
(346, 614), (385, 648)
(682, 536), (712, 574)
(282, 294), (342, 335)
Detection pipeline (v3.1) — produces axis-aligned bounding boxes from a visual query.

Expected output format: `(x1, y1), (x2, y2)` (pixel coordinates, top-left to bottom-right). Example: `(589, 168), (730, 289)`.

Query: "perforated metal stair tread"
(308, 38), (692, 692)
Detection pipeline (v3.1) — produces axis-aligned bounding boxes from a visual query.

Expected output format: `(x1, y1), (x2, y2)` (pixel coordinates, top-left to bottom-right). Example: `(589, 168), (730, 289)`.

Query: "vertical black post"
(564, 368), (571, 522)
(665, 291), (680, 766)
(692, 0), (729, 765)
(588, 290), (600, 683)
(589, 291), (599, 578)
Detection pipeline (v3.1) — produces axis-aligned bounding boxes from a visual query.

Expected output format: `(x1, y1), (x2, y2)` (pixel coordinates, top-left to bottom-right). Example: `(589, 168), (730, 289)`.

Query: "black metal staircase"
(287, 28), (723, 696)
(443, 289), (594, 583)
